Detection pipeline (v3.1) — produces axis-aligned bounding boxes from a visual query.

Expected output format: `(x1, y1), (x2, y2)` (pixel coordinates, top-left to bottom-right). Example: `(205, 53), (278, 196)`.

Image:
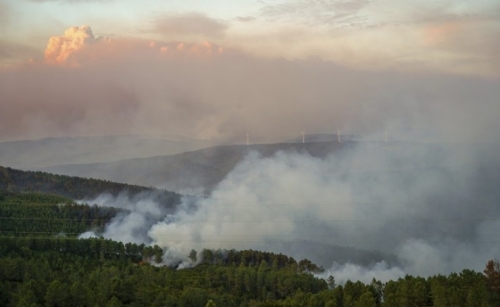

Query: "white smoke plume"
(77, 141), (500, 282)
(77, 192), (187, 244)
(319, 261), (406, 284)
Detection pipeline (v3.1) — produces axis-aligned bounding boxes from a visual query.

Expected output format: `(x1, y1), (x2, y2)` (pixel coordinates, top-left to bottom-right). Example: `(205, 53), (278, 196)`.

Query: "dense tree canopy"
(1, 167), (500, 306)
(1, 235), (499, 307)
(0, 166), (180, 206)
(0, 191), (120, 237)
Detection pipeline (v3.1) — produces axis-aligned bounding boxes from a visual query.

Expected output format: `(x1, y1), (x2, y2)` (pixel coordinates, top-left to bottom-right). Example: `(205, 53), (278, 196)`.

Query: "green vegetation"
(0, 166), (182, 238)
(1, 166), (500, 306)
(0, 166), (180, 205)
(0, 191), (120, 237)
(1, 236), (500, 306)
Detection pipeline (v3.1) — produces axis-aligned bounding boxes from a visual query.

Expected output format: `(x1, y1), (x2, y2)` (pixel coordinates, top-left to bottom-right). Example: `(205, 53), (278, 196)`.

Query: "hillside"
(40, 140), (446, 193)
(0, 166), (181, 206)
(0, 164), (401, 268)
(0, 134), (216, 169)
(40, 141), (355, 193)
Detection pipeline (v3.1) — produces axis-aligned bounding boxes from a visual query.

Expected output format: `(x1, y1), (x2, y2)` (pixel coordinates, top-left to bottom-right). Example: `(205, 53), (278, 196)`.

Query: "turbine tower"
(246, 133), (249, 146)
(337, 129), (342, 143)
(385, 129), (388, 143)
(301, 131), (305, 144)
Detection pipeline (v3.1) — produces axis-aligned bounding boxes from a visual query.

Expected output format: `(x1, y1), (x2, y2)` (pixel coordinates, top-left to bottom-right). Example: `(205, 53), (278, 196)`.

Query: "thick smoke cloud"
(82, 141), (500, 282)
(0, 25), (499, 142)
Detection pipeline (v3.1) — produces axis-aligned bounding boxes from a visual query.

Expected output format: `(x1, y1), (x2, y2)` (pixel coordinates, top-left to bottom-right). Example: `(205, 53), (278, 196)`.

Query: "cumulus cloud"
(41, 25), (225, 67)
(44, 25), (96, 65)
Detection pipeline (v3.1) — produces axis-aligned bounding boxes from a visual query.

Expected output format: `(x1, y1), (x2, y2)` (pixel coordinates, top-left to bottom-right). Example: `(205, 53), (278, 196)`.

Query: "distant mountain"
(41, 142), (355, 193)
(40, 140), (448, 194)
(0, 135), (216, 169)
(284, 133), (358, 143)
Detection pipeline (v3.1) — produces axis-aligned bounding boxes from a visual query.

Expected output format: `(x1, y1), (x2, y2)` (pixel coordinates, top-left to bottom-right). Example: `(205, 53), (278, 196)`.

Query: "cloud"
(246, 0), (500, 76)
(44, 25), (96, 65)
(0, 25), (499, 143)
(153, 13), (228, 39)
(42, 25), (225, 66)
(421, 16), (500, 55)
(422, 21), (462, 46)
(260, 0), (371, 27)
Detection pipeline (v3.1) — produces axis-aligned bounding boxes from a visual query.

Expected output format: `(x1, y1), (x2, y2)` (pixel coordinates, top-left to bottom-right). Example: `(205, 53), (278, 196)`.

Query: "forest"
(0, 166), (181, 206)
(1, 166), (500, 306)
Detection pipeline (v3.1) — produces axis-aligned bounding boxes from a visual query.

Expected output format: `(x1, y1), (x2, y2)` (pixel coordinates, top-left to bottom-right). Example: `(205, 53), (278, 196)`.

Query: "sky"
(0, 0), (499, 142)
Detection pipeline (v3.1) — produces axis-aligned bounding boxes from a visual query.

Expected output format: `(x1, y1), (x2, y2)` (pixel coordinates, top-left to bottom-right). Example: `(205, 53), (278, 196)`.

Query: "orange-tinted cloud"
(44, 25), (95, 65)
(422, 21), (461, 46)
(43, 26), (226, 67)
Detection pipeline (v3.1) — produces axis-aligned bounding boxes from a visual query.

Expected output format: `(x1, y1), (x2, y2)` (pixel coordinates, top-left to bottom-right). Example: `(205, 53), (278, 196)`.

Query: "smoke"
(78, 140), (500, 282)
(1, 25), (499, 143)
(77, 191), (186, 244)
(319, 261), (406, 284)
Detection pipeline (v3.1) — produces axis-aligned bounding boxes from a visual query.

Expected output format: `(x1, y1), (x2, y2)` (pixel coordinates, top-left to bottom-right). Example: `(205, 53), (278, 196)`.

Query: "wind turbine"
(385, 129), (388, 143)
(301, 131), (305, 144)
(337, 129), (342, 143)
(246, 133), (249, 146)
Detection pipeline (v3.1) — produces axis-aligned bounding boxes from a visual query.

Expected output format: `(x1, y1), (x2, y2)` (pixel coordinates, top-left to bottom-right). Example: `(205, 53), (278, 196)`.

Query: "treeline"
(0, 237), (327, 307)
(2, 235), (500, 306)
(0, 166), (181, 206)
(193, 248), (324, 273)
(0, 192), (120, 236)
(0, 236), (162, 263)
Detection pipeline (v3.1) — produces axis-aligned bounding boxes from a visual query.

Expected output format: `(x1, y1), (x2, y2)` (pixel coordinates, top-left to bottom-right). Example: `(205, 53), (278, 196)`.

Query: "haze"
(0, 0), (499, 143)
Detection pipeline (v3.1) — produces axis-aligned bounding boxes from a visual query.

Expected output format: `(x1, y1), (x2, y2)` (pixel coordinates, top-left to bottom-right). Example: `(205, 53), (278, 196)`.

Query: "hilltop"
(39, 140), (446, 193)
(0, 134), (216, 169)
